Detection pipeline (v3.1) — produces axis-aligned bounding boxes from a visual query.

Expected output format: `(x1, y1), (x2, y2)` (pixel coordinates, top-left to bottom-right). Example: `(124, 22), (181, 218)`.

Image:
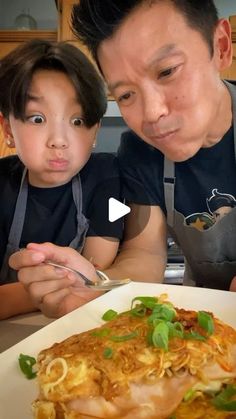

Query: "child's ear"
(95, 121), (101, 132)
(0, 115), (15, 148)
(92, 122), (101, 148)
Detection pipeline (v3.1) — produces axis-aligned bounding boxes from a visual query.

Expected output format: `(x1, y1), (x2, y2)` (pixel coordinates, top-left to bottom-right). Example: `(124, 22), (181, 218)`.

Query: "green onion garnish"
(152, 321), (169, 351)
(148, 303), (176, 323)
(212, 385), (236, 411)
(183, 387), (196, 402)
(184, 330), (206, 341)
(110, 331), (138, 342)
(91, 328), (111, 337)
(18, 353), (37, 379)
(131, 296), (158, 310)
(102, 309), (118, 321)
(168, 321), (184, 338)
(130, 305), (147, 317)
(103, 347), (113, 359)
(198, 311), (214, 335)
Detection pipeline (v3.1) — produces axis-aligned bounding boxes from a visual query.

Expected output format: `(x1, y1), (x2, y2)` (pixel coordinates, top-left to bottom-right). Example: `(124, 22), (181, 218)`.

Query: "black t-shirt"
(0, 153), (123, 279)
(118, 126), (236, 222)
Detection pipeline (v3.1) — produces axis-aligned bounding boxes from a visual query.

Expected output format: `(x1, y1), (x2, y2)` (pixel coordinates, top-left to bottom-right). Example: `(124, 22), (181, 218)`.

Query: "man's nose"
(142, 87), (169, 125)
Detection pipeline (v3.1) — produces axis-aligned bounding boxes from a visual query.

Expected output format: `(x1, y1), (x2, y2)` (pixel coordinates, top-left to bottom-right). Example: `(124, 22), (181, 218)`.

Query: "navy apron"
(0, 169), (89, 283)
(163, 81), (236, 290)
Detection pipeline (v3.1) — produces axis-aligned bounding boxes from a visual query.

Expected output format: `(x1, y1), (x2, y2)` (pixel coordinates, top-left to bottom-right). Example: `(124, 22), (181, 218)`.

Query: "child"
(0, 39), (123, 319)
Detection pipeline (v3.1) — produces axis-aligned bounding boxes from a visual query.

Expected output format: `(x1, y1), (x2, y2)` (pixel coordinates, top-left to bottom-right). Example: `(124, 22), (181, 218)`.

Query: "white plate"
(0, 282), (236, 419)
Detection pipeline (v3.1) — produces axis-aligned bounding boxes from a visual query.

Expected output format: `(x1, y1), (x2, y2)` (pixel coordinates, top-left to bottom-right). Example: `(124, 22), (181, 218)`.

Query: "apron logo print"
(185, 189), (236, 230)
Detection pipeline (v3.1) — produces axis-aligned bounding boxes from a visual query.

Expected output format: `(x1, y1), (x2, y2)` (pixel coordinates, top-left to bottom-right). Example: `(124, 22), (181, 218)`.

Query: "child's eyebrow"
(26, 93), (43, 102)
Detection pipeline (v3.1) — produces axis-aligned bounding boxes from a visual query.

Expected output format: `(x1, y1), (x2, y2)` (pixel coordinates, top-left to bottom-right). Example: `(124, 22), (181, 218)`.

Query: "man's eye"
(28, 115), (44, 124)
(71, 117), (84, 126)
(158, 66), (177, 79)
(118, 92), (132, 103)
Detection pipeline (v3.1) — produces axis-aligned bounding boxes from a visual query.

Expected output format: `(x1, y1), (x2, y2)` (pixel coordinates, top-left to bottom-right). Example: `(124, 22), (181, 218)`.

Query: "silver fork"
(44, 261), (131, 291)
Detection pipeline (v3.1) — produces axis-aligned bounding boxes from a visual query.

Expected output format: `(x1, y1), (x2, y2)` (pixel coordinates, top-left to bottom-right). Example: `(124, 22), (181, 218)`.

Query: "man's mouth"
(147, 129), (179, 141)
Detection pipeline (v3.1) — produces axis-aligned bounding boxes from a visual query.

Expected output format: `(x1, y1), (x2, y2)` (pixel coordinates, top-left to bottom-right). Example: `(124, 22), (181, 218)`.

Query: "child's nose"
(47, 129), (69, 149)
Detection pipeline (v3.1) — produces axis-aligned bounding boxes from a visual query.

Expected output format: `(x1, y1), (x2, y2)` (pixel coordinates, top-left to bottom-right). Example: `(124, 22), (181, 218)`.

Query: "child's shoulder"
(0, 155), (23, 176)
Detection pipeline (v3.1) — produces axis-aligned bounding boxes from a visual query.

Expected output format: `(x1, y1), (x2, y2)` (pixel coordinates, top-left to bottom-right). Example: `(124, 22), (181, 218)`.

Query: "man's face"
(97, 2), (232, 161)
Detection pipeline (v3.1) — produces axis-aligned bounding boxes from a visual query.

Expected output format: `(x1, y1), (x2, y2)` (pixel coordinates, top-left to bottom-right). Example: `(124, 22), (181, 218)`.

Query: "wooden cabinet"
(0, 30), (57, 59)
(221, 16), (236, 80)
(57, 0), (95, 64)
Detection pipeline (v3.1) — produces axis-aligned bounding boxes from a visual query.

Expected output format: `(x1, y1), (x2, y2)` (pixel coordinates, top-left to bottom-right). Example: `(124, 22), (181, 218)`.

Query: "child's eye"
(27, 115), (45, 124)
(71, 117), (84, 126)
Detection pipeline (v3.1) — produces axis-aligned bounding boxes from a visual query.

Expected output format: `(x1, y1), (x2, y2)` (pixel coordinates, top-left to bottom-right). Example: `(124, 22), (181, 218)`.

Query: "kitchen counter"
(0, 311), (54, 353)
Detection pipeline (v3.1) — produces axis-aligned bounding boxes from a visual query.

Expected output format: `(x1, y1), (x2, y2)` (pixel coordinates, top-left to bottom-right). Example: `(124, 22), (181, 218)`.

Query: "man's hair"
(72, 0), (219, 64)
(0, 39), (107, 127)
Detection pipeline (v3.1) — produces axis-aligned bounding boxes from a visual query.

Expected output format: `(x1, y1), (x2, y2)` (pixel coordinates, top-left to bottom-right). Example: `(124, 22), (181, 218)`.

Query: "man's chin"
(161, 147), (197, 163)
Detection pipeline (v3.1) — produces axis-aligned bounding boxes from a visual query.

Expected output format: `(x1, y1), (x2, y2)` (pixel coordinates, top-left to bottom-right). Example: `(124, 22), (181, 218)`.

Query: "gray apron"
(164, 81), (236, 290)
(0, 169), (89, 284)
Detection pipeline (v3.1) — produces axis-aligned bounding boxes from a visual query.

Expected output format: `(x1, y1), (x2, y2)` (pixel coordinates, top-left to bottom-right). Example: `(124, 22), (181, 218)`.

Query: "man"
(10, 0), (236, 317)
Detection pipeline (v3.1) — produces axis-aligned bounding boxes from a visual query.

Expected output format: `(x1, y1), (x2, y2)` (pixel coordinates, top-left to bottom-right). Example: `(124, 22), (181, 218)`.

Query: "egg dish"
(32, 294), (236, 418)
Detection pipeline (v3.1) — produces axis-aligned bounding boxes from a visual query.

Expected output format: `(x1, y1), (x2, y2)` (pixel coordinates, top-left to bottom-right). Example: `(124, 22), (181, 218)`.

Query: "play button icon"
(109, 197), (131, 222)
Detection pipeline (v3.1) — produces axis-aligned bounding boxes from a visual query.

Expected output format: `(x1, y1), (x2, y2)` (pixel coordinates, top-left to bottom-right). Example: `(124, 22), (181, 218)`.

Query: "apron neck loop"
(223, 80), (236, 161)
(163, 157), (175, 227)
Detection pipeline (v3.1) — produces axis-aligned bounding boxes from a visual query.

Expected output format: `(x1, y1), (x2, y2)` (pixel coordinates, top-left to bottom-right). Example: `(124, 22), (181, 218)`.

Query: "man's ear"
(214, 18), (233, 71)
(0, 115), (15, 147)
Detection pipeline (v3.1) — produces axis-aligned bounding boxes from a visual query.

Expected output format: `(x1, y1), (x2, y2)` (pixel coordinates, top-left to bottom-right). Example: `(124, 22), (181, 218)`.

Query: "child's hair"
(0, 39), (107, 127)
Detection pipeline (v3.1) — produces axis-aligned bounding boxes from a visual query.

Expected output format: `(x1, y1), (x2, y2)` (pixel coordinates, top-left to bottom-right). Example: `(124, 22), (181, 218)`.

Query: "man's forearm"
(103, 248), (166, 282)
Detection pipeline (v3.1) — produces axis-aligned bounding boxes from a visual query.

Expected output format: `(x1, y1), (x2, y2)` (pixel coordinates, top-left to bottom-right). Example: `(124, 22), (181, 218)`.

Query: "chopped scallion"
(148, 303), (176, 323)
(212, 385), (236, 411)
(152, 321), (169, 351)
(18, 353), (37, 379)
(184, 388), (196, 402)
(102, 309), (118, 321)
(110, 331), (138, 342)
(198, 311), (214, 335)
(131, 296), (158, 310)
(103, 347), (113, 359)
(184, 330), (206, 341)
(91, 328), (111, 337)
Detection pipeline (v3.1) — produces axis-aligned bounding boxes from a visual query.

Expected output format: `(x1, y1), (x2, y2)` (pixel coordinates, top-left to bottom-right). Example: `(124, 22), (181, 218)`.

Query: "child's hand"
(9, 243), (102, 318)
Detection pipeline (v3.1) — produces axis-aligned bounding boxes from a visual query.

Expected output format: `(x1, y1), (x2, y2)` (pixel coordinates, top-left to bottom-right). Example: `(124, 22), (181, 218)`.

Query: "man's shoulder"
(81, 152), (119, 182)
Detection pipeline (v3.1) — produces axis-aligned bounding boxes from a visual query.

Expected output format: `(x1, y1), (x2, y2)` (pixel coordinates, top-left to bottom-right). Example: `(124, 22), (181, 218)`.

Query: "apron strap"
(69, 174), (89, 250)
(6, 167), (28, 248)
(223, 81), (236, 160)
(0, 167), (28, 283)
(163, 157), (175, 227)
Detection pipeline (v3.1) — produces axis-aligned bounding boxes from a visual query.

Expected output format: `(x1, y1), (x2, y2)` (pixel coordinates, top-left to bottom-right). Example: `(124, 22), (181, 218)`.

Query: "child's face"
(6, 70), (99, 187)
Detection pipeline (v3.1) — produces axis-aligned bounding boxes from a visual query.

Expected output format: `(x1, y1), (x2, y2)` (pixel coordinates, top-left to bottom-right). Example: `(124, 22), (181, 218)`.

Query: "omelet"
(32, 294), (236, 418)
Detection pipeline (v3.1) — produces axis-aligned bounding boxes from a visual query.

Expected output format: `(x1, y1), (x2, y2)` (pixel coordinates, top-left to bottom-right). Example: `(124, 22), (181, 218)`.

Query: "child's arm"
(0, 282), (38, 320)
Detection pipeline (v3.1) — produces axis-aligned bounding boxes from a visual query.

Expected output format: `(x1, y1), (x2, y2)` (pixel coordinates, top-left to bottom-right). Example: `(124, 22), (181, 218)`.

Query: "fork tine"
(44, 261), (95, 286)
(44, 261), (131, 290)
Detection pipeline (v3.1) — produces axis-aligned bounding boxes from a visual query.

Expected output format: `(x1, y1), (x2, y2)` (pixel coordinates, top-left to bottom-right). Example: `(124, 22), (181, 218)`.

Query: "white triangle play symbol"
(109, 197), (131, 222)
